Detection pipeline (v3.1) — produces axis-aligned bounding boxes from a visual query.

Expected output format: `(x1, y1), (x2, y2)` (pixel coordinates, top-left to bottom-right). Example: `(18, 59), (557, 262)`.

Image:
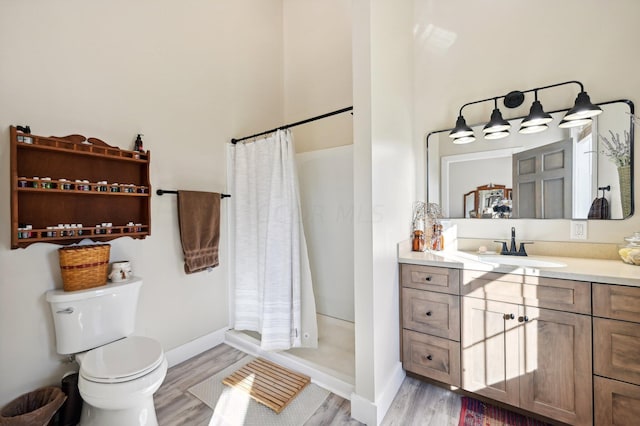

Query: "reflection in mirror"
(426, 100), (634, 219)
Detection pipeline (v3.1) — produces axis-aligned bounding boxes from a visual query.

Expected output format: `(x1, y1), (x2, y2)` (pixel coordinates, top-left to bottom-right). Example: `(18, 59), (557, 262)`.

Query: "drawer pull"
(503, 313), (515, 320)
(423, 354), (433, 361)
(424, 276), (432, 282)
(426, 311), (432, 316)
(518, 316), (529, 322)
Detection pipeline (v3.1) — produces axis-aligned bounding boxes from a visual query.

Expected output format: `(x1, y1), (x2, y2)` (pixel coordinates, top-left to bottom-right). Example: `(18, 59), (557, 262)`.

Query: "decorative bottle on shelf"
(134, 134), (145, 153)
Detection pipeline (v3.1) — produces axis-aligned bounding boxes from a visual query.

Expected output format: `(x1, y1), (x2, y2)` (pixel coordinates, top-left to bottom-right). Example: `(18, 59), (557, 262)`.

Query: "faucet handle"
(518, 242), (534, 256)
(494, 241), (509, 255)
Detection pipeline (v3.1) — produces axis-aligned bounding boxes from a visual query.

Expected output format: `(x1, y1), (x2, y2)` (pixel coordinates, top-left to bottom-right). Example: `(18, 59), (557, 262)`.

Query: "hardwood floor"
(154, 343), (462, 425)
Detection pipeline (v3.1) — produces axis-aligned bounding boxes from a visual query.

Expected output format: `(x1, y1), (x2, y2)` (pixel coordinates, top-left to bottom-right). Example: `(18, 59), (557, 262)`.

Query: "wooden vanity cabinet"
(400, 264), (461, 386)
(10, 126), (151, 248)
(593, 284), (640, 426)
(461, 271), (593, 426)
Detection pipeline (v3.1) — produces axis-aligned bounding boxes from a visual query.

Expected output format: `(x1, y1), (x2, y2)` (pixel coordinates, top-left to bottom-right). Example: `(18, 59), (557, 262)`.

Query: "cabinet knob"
(424, 276), (432, 282)
(504, 313), (515, 320)
(423, 354), (433, 361)
(518, 316), (530, 322)
(425, 311), (432, 317)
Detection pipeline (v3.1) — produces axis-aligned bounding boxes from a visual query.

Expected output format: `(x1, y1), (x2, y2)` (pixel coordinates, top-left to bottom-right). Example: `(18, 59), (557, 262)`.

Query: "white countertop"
(398, 247), (640, 287)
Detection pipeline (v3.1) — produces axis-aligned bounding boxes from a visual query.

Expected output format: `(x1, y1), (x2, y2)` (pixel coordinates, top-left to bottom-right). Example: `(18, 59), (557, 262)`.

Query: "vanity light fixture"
(448, 80), (602, 144)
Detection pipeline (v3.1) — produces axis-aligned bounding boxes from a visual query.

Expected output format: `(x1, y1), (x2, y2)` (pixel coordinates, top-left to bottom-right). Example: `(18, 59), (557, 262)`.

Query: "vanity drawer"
(402, 288), (460, 340)
(594, 317), (640, 386)
(462, 270), (591, 314)
(593, 284), (640, 323)
(401, 264), (460, 294)
(402, 329), (460, 386)
(594, 376), (640, 426)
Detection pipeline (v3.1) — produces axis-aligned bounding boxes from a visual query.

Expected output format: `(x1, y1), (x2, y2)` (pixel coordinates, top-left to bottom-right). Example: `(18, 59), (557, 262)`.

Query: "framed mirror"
(426, 100), (634, 219)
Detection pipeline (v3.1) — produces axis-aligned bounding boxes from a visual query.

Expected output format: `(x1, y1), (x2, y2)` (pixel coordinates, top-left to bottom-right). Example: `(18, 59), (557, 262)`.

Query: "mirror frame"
(426, 99), (635, 220)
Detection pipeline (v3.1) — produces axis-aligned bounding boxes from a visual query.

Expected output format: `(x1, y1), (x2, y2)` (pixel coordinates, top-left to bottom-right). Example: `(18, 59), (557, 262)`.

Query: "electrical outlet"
(570, 221), (587, 240)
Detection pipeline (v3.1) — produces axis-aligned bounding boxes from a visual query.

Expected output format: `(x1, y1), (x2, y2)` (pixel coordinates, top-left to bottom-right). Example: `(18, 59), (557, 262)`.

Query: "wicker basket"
(58, 244), (110, 291)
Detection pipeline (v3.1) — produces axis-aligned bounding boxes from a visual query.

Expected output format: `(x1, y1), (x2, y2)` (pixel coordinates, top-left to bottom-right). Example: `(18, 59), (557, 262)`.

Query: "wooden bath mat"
(221, 358), (310, 414)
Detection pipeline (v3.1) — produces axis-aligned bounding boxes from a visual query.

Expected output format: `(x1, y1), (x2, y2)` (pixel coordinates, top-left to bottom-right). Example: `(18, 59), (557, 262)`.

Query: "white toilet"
(46, 277), (167, 426)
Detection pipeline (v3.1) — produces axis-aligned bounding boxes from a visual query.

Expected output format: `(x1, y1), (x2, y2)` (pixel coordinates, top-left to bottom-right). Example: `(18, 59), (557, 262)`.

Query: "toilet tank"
(46, 278), (142, 355)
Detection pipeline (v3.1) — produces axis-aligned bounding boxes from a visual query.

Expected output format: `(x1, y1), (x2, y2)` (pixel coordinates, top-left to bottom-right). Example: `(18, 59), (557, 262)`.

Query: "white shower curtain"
(230, 129), (318, 350)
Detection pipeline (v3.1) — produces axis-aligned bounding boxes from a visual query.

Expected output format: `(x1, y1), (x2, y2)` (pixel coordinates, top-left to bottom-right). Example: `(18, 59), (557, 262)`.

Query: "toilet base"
(79, 397), (158, 426)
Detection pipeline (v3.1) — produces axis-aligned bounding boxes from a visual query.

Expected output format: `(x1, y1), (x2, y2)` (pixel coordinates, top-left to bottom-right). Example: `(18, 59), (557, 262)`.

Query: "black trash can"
(0, 386), (66, 426)
(58, 373), (83, 426)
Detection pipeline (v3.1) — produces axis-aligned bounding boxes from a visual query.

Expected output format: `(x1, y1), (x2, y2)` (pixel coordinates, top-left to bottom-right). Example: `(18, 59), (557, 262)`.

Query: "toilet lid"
(80, 336), (164, 383)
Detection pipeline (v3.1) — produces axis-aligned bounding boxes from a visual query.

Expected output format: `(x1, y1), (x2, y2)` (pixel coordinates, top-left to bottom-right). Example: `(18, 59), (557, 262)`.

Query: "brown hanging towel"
(587, 186), (610, 219)
(177, 190), (221, 274)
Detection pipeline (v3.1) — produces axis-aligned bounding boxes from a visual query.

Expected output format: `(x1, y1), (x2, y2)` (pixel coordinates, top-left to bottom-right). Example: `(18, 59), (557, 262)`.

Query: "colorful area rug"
(458, 397), (551, 426)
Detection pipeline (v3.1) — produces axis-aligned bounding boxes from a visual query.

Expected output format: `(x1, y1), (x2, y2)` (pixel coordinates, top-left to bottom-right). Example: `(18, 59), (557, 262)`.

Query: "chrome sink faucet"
(494, 227), (533, 256)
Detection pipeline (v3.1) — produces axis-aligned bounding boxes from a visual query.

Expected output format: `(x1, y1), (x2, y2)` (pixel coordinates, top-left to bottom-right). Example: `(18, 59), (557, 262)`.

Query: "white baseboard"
(351, 362), (405, 425)
(376, 362), (405, 423)
(224, 329), (355, 399)
(165, 327), (229, 368)
(350, 393), (377, 425)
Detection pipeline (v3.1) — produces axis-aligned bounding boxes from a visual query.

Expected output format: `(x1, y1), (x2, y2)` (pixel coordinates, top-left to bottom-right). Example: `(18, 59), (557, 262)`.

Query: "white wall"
(0, 0), (284, 406)
(297, 146), (354, 322)
(413, 0), (640, 243)
(283, 0), (353, 153)
(352, 0), (414, 424)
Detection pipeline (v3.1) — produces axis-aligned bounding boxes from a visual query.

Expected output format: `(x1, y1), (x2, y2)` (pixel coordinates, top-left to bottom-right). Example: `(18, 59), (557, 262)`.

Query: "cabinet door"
(402, 288), (460, 340)
(462, 297), (520, 406)
(594, 376), (640, 426)
(519, 307), (592, 425)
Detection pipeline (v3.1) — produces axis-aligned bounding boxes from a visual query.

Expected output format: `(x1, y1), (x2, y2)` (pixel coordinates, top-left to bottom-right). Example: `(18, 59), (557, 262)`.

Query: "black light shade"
(521, 100), (553, 127)
(482, 108), (510, 134)
(564, 91), (602, 121)
(484, 130), (509, 140)
(449, 115), (474, 139)
(453, 135), (476, 144)
(519, 123), (548, 134)
(558, 117), (592, 128)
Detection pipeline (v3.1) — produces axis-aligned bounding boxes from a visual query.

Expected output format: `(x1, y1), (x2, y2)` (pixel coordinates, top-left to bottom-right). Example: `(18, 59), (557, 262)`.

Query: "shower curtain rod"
(231, 106), (353, 144)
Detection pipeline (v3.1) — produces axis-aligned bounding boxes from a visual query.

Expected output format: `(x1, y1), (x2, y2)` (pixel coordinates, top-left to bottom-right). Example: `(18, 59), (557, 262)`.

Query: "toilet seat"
(79, 336), (164, 384)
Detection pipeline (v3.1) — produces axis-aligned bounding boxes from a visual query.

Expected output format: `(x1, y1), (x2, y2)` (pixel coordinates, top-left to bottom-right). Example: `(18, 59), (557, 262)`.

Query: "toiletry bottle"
(134, 134), (145, 153)
(412, 230), (425, 252)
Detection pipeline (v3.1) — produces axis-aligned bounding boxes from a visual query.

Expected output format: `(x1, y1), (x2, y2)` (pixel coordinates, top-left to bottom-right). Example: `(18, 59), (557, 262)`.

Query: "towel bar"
(156, 189), (231, 198)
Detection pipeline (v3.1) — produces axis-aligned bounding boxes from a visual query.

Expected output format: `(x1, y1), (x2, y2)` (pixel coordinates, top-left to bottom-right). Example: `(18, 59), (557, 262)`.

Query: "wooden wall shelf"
(10, 126), (151, 249)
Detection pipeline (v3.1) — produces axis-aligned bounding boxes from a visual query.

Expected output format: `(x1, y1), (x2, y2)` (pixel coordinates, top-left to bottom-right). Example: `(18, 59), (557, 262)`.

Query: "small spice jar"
(110, 183), (120, 193)
(18, 177), (28, 188)
(59, 179), (73, 190)
(31, 177), (40, 188)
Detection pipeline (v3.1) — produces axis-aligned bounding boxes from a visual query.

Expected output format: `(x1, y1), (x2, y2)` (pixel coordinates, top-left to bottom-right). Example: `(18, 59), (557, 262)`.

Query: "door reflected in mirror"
(426, 100), (634, 220)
